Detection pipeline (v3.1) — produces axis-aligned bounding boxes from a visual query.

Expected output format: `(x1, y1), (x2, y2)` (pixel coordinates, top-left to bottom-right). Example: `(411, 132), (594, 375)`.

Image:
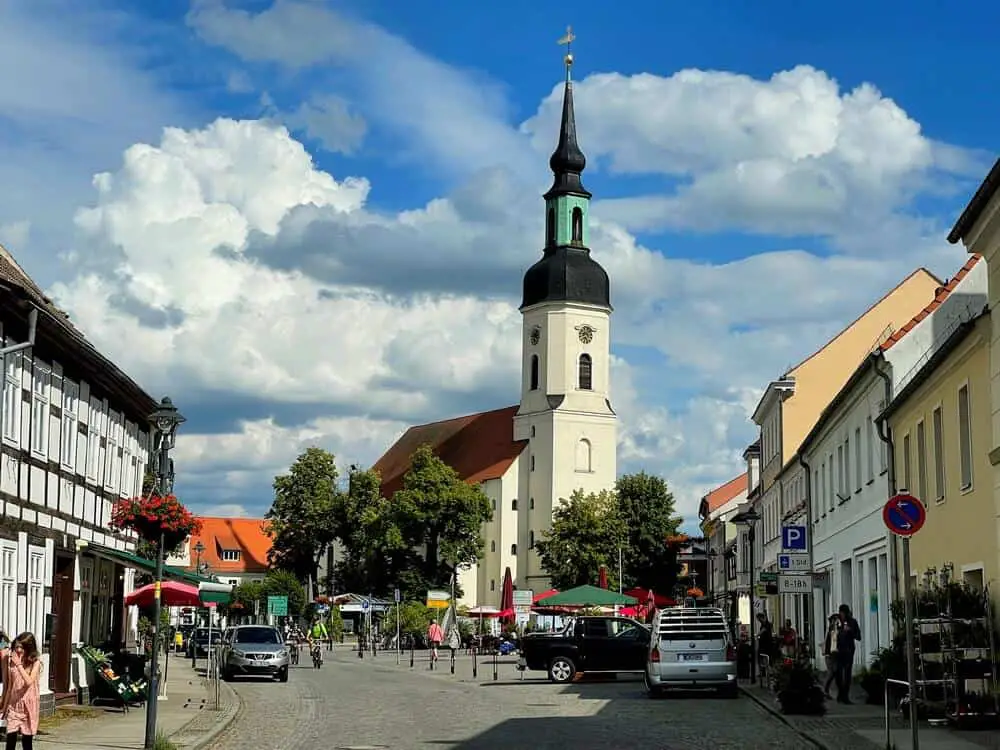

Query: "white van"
(644, 607), (737, 697)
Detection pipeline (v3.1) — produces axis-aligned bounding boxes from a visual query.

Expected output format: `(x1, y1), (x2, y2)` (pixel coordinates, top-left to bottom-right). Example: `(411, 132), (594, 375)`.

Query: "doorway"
(49, 554), (76, 693)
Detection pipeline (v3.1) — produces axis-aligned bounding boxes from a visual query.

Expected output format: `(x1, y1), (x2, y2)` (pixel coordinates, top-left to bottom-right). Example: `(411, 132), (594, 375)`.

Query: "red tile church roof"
(374, 405), (527, 498)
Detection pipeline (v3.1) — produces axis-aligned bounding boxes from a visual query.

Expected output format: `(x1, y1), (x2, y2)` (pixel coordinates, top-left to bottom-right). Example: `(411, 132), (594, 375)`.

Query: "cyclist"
(308, 617), (328, 665)
(287, 622), (304, 665)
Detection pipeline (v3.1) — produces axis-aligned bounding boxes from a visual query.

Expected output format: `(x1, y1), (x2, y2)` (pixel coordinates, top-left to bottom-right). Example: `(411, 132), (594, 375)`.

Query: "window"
(916, 421), (927, 504)
(530, 355), (539, 391)
(490, 580), (495, 592)
(932, 407), (945, 500)
(827, 454), (834, 509)
(530, 455), (535, 472)
(866, 416), (875, 481)
(221, 549), (241, 562)
(571, 207), (583, 243)
(854, 428), (862, 491)
(844, 437), (851, 495)
(2, 354), (20, 444)
(123, 448), (134, 498)
(30, 365), (49, 456)
(546, 207), (556, 246)
(530, 426), (536, 438)
(0, 544), (14, 641)
(902, 434), (912, 493)
(511, 499), (518, 510)
(87, 399), (102, 482)
(62, 381), (79, 470)
(529, 530), (535, 547)
(27, 550), (43, 638)
(578, 354), (592, 390)
(490, 541), (496, 552)
(836, 444), (844, 498)
(492, 499), (497, 511)
(510, 544), (517, 555)
(958, 385), (973, 489)
(575, 438), (592, 472)
(812, 469), (820, 523)
(529, 498), (535, 510)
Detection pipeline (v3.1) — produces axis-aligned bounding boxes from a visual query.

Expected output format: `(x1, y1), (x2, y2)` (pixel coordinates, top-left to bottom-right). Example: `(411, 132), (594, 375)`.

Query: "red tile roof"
(374, 405), (527, 498)
(189, 517), (272, 575)
(881, 255), (982, 351)
(701, 473), (748, 516)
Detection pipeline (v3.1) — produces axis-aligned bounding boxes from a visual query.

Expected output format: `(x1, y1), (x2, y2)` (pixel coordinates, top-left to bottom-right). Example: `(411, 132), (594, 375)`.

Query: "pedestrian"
(780, 619), (797, 658)
(1, 632), (41, 749)
(822, 614), (840, 699)
(835, 604), (861, 704)
(427, 621), (443, 662)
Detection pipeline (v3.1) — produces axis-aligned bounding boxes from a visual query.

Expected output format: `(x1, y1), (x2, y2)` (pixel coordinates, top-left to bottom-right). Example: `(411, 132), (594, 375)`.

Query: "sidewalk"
(739, 681), (1000, 750)
(35, 655), (240, 750)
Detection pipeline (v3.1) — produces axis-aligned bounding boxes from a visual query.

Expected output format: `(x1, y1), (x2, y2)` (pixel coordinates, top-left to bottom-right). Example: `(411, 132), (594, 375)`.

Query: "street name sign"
(778, 553), (810, 572)
(426, 589), (450, 609)
(778, 574), (813, 594)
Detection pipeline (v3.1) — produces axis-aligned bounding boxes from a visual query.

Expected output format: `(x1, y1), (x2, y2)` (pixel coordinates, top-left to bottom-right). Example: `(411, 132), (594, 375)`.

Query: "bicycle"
(288, 639), (300, 666)
(311, 642), (323, 669)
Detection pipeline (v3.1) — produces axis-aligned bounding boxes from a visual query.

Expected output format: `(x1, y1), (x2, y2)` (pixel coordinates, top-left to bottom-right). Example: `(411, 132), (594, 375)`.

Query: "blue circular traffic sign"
(883, 493), (926, 536)
(361, 598), (370, 611)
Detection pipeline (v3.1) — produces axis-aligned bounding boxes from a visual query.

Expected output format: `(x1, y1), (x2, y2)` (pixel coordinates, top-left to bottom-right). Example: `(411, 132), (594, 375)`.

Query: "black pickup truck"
(517, 616), (650, 683)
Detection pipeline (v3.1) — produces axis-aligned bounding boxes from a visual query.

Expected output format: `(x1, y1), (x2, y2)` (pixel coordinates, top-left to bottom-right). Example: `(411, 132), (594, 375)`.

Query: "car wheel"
(548, 656), (576, 684)
(221, 666), (233, 682)
(277, 668), (289, 683)
(643, 671), (662, 698)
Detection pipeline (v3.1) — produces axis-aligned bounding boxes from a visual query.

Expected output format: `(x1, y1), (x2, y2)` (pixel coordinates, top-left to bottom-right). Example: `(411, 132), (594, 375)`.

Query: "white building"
(799, 254), (986, 667)
(730, 443), (761, 631)
(698, 473), (748, 608)
(373, 64), (616, 604)
(0, 245), (155, 713)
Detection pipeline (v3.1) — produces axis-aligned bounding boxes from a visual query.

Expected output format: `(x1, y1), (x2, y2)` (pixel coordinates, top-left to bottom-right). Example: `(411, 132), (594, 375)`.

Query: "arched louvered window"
(530, 355), (539, 390)
(578, 353), (593, 390)
(571, 207), (583, 243)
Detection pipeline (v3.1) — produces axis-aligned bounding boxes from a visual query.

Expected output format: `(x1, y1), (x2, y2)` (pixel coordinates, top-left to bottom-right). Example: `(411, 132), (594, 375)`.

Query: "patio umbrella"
(597, 566), (608, 589)
(536, 584), (636, 608)
(500, 567), (514, 624)
(624, 587), (676, 608)
(125, 580), (201, 608)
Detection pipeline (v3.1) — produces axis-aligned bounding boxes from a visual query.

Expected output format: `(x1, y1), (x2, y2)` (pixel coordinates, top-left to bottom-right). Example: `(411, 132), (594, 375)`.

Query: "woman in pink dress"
(2, 632), (41, 749)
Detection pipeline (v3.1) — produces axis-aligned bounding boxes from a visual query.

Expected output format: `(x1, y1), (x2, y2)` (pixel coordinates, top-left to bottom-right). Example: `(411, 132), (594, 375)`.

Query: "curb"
(173, 677), (243, 750)
(738, 684), (829, 750)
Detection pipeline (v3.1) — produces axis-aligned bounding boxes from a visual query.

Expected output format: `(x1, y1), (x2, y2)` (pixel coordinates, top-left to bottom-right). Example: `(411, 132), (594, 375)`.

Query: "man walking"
(835, 604), (861, 704)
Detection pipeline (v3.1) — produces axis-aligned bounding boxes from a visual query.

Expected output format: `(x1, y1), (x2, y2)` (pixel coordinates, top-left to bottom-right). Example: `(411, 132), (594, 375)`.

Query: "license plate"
(681, 653), (706, 662)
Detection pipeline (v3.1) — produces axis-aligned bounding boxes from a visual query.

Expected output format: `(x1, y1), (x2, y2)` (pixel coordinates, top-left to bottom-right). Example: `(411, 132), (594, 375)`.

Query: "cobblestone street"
(208, 650), (817, 749)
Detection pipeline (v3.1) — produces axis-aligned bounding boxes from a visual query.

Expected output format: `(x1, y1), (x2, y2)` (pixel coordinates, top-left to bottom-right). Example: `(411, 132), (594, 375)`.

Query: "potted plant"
(773, 657), (826, 715)
(110, 494), (202, 554)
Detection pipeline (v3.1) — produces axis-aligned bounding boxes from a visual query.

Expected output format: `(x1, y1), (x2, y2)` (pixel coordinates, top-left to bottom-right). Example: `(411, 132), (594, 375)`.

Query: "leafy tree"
(388, 601), (435, 637)
(390, 445), (493, 590)
(262, 570), (307, 616)
(616, 472), (681, 592)
(227, 580), (264, 618)
(266, 447), (340, 582)
(535, 489), (626, 590)
(326, 606), (344, 640)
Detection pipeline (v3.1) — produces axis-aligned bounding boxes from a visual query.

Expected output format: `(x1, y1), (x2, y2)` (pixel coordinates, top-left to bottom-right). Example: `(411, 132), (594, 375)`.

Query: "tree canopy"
(266, 447), (340, 582)
(616, 472), (681, 592)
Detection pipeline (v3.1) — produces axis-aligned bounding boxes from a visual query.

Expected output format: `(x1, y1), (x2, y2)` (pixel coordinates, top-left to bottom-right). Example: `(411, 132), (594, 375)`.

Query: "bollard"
(472, 646), (478, 679)
(493, 649), (498, 681)
(410, 642), (415, 669)
(358, 635), (364, 659)
(450, 649), (456, 674)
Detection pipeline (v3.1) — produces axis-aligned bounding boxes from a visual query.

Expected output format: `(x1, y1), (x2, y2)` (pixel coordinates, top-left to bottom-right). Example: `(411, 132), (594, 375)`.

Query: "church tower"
(514, 36), (617, 590)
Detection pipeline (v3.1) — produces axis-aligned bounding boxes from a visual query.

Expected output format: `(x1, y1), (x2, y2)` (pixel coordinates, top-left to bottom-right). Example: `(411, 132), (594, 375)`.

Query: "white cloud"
(287, 95), (367, 154)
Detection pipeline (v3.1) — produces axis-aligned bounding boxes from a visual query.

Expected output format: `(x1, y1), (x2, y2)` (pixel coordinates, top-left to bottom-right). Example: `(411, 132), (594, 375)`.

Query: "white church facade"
(374, 59), (617, 605)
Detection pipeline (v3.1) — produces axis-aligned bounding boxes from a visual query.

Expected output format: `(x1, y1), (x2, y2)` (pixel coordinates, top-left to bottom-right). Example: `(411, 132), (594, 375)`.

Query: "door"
(49, 554), (76, 693)
(578, 618), (613, 671)
(606, 619), (649, 670)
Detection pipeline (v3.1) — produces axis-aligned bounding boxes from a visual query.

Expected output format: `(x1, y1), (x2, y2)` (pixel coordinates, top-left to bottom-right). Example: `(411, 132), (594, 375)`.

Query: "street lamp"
(194, 541), (205, 573)
(734, 506), (761, 685)
(144, 397), (185, 750)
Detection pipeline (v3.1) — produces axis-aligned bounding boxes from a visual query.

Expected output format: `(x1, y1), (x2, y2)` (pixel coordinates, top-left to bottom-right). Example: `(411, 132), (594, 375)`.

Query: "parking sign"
(781, 525), (807, 551)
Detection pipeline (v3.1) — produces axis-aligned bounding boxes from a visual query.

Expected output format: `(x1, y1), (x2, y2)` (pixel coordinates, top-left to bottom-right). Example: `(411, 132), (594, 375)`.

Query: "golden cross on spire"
(557, 25), (575, 80)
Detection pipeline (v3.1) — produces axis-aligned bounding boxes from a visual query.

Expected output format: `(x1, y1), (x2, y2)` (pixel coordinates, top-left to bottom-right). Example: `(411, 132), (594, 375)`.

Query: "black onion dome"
(521, 246), (611, 310)
(545, 80), (591, 199)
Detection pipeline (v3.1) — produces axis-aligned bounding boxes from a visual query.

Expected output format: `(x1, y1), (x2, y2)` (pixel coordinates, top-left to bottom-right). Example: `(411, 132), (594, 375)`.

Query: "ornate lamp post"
(194, 541), (205, 572)
(734, 507), (761, 684)
(144, 397), (185, 750)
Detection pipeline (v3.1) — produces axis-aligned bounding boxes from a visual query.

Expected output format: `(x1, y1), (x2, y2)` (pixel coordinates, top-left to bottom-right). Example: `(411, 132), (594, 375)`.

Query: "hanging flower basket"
(110, 495), (201, 554)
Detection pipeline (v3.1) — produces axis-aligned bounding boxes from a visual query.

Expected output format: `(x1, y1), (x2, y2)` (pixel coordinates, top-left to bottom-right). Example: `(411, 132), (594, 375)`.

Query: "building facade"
(0, 245), (155, 712)
(167, 517), (272, 587)
(698, 473), (748, 606)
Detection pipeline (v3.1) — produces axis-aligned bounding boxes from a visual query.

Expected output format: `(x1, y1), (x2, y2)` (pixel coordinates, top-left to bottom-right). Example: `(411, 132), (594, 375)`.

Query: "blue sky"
(1, 0), (995, 525)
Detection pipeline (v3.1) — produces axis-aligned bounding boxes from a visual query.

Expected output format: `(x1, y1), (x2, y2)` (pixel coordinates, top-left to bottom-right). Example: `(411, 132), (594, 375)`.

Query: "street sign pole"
(394, 587), (401, 665)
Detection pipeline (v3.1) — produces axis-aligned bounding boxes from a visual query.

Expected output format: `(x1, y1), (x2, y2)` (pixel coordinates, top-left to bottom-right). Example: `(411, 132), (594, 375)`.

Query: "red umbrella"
(532, 588), (559, 604)
(125, 580), (201, 608)
(598, 566), (608, 590)
(625, 587), (675, 608)
(500, 567), (514, 624)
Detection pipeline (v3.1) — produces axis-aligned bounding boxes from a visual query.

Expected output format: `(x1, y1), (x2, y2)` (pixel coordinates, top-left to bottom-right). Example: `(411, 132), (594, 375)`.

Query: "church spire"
(545, 27), (590, 200)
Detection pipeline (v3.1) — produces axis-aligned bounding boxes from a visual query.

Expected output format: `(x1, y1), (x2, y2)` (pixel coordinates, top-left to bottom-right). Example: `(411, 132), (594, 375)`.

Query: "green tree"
(266, 447), (340, 582)
(261, 569), (307, 617)
(616, 472), (681, 592)
(390, 445), (493, 591)
(535, 489), (626, 590)
(388, 601), (435, 637)
(326, 606), (344, 640)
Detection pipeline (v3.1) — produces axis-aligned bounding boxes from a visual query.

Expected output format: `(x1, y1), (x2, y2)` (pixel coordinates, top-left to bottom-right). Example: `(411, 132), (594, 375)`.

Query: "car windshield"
(234, 627), (281, 644)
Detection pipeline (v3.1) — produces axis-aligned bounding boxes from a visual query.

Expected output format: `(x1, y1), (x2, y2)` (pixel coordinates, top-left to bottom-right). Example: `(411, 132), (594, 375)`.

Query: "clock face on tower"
(530, 327), (541, 345)
(578, 325), (595, 344)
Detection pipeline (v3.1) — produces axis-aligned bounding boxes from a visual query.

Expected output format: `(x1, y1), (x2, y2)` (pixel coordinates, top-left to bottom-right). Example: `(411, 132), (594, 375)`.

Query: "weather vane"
(557, 25), (575, 80)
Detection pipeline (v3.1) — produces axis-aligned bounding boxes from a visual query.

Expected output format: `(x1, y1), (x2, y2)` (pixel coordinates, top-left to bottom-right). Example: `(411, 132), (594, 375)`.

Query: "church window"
(511, 544), (517, 555)
(530, 426), (536, 438)
(490, 580), (495, 591)
(511, 499), (518, 510)
(576, 438), (592, 472)
(529, 497), (535, 510)
(491, 541), (496, 552)
(529, 530), (535, 548)
(531, 455), (535, 471)
(530, 355), (539, 390)
(578, 354), (593, 390)
(492, 499), (496, 511)
(546, 207), (556, 246)
(571, 207), (583, 243)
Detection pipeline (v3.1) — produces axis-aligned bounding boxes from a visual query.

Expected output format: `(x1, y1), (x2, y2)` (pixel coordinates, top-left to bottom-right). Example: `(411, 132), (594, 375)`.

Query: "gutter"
(873, 356), (899, 598)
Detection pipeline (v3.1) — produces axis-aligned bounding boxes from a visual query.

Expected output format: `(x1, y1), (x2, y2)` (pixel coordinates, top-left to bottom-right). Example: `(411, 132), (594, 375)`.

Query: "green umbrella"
(536, 585), (637, 608)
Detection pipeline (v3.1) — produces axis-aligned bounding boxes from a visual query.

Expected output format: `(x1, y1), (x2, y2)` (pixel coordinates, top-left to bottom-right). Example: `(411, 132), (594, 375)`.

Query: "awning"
(199, 581), (233, 605)
(86, 543), (216, 586)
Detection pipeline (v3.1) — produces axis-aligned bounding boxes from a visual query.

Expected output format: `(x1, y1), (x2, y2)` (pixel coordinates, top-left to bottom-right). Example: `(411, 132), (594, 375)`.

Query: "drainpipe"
(797, 453), (815, 663)
(873, 356), (898, 598)
(0, 308), (38, 356)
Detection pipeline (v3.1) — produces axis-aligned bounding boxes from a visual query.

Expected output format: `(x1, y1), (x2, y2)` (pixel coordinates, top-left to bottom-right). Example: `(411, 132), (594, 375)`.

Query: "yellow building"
(882, 311), (994, 594)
